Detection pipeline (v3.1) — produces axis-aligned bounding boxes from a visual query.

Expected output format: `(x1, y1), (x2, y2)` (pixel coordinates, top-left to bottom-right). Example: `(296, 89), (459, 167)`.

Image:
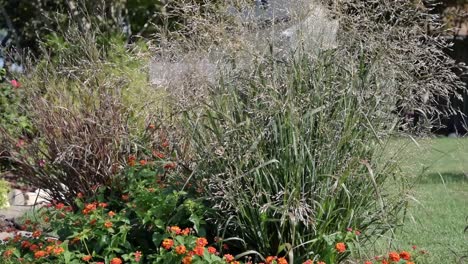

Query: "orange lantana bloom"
(162, 239), (174, 250)
(277, 257), (288, 264)
(104, 221), (113, 228)
(196, 237), (208, 247)
(335, 242), (346, 253)
(176, 245), (187, 255)
(399, 251), (411, 260)
(110, 257), (122, 264)
(388, 252), (400, 262)
(34, 250), (47, 259)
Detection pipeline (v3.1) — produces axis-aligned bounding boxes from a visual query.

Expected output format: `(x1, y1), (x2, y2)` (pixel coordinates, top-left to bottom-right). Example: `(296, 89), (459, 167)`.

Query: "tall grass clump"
(167, 1), (465, 262)
(185, 49), (407, 262)
(324, 0), (466, 132)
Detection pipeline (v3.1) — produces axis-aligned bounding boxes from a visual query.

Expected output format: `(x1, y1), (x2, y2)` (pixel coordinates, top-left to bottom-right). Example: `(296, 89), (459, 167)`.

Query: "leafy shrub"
(185, 51), (408, 262)
(0, 160), (204, 263)
(0, 71), (31, 137)
(0, 23), (168, 204)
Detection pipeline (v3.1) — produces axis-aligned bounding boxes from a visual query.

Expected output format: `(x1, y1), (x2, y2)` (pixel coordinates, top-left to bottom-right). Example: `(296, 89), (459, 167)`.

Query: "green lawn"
(373, 137), (468, 263)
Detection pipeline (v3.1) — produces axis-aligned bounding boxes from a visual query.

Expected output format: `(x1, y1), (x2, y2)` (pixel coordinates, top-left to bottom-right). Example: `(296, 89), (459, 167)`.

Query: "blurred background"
(0, 0), (467, 135)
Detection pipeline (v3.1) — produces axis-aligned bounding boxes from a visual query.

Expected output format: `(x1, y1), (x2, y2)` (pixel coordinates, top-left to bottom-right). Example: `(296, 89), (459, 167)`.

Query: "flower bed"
(0, 157), (427, 263)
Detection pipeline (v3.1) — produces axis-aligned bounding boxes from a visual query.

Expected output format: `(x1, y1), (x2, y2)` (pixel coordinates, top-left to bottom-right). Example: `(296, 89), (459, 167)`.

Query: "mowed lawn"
(375, 137), (468, 263)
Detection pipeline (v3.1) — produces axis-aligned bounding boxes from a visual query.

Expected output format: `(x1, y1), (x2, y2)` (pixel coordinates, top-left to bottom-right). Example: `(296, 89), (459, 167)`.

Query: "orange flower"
(181, 227), (191, 235)
(21, 241), (31, 248)
(364, 261), (372, 264)
(55, 203), (65, 210)
(335, 242), (346, 253)
(388, 252), (400, 262)
(45, 245), (55, 254)
(3, 249), (13, 258)
(193, 246), (205, 256)
(207, 246), (217, 254)
(170, 226), (182, 234)
(77, 192), (84, 199)
(149, 124), (156, 129)
(224, 254), (235, 262)
(34, 250), (47, 259)
(104, 221), (113, 228)
(139, 160), (147, 166)
(277, 257), (288, 264)
(302, 260), (313, 264)
(399, 251), (410, 260)
(196, 237), (208, 247)
(381, 259), (389, 264)
(82, 203), (97, 214)
(121, 194), (130, 201)
(134, 251), (142, 262)
(153, 151), (165, 159)
(14, 234), (22, 242)
(163, 162), (176, 170)
(265, 256), (277, 264)
(406, 262), (415, 264)
(317, 262), (326, 264)
(82, 255), (92, 262)
(175, 245), (187, 255)
(182, 255), (192, 264)
(110, 257), (122, 264)
(89, 219), (97, 225)
(98, 202), (108, 208)
(128, 155), (136, 166)
(162, 239), (174, 250)
(29, 244), (39, 252)
(108, 211), (116, 217)
(53, 247), (64, 255)
(32, 230), (42, 238)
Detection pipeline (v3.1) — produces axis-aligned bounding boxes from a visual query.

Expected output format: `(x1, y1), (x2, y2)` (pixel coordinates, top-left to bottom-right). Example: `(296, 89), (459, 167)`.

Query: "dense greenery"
(0, 1), (465, 264)
(185, 49), (408, 262)
(0, 69), (30, 137)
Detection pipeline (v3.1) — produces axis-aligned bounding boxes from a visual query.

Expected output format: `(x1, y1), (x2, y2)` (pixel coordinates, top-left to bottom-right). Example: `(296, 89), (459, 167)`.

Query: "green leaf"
(152, 232), (168, 248)
(189, 214), (206, 237)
